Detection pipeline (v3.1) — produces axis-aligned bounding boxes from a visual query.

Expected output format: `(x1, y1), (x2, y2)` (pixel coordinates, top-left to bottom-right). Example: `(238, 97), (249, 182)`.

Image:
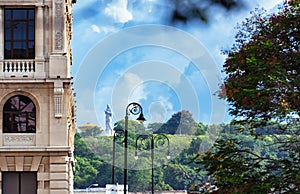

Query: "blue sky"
(72, 0), (283, 129)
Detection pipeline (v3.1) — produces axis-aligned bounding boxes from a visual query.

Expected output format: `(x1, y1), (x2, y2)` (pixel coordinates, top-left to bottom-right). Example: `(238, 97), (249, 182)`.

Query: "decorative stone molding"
(55, 1), (63, 16)
(53, 0), (64, 52)
(55, 31), (63, 50)
(54, 87), (64, 118)
(54, 87), (64, 95)
(3, 134), (36, 146)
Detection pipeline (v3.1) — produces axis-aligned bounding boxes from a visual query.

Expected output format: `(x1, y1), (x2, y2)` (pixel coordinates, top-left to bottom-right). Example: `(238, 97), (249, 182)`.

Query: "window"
(2, 172), (37, 194)
(4, 9), (35, 59)
(3, 95), (36, 133)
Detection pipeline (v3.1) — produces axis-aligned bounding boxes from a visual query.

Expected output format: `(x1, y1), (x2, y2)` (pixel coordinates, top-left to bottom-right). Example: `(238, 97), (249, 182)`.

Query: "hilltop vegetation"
(74, 112), (300, 193)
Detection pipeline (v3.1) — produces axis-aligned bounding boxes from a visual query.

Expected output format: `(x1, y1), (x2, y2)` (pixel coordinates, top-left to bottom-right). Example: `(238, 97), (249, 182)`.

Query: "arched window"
(3, 95), (36, 133)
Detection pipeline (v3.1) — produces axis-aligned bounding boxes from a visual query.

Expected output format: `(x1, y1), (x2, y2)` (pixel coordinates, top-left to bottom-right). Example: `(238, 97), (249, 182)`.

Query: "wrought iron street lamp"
(124, 102), (145, 194)
(135, 134), (170, 194)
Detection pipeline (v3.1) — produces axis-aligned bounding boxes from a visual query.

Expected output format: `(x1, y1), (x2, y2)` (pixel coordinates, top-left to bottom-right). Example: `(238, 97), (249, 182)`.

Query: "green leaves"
(196, 122), (300, 193)
(222, 1), (300, 124)
(156, 110), (197, 135)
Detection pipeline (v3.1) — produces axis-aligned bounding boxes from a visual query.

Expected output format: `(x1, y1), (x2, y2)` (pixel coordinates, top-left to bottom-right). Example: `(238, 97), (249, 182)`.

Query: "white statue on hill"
(104, 104), (113, 136)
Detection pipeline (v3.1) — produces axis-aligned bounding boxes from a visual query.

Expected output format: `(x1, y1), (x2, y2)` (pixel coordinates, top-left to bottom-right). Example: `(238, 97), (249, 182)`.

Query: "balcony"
(0, 59), (45, 78)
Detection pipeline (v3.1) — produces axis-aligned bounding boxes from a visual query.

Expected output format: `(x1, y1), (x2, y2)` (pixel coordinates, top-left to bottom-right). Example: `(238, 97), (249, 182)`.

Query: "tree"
(220, 0), (300, 126)
(74, 133), (104, 188)
(148, 122), (164, 132)
(163, 164), (191, 190)
(74, 157), (99, 189)
(198, 137), (270, 193)
(198, 1), (300, 192)
(80, 125), (103, 138)
(114, 119), (146, 134)
(156, 110), (197, 135)
(74, 133), (94, 159)
(197, 122), (300, 193)
(96, 162), (113, 187)
(195, 122), (207, 135)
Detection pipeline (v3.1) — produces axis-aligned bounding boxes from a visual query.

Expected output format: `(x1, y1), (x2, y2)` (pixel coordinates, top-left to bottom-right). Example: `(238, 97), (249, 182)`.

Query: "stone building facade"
(0, 0), (77, 193)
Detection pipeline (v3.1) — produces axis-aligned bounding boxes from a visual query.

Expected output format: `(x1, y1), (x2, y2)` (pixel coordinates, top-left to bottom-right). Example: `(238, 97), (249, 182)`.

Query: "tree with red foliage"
(198, 1), (300, 193)
(221, 0), (300, 126)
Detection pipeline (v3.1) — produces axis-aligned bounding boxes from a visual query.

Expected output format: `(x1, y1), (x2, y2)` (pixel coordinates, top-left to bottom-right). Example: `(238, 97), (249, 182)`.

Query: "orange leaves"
(225, 87), (240, 100)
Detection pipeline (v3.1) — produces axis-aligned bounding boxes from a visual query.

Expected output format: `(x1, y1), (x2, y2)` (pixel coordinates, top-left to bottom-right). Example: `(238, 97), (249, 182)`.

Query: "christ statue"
(104, 104), (113, 136)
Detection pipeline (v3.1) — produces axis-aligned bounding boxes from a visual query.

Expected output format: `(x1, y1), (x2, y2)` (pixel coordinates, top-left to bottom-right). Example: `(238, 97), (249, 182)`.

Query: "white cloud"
(91, 24), (100, 33)
(110, 72), (147, 120)
(73, 0), (285, 126)
(147, 96), (174, 123)
(91, 24), (117, 34)
(94, 86), (114, 127)
(92, 72), (148, 127)
(104, 0), (133, 23)
(257, 0), (283, 10)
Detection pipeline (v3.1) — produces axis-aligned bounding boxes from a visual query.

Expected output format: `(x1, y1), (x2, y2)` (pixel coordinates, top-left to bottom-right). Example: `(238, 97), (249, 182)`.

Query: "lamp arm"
(153, 134), (170, 158)
(126, 102), (143, 116)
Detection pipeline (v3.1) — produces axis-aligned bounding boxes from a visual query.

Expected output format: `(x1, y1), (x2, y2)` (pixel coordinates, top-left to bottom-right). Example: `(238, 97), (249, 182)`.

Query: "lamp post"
(135, 134), (170, 194)
(124, 102), (146, 194)
(112, 128), (125, 184)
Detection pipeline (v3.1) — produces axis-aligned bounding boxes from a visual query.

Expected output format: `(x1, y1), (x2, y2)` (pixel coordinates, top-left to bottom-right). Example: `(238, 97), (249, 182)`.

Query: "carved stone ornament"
(54, 87), (64, 118)
(55, 31), (63, 50)
(55, 2), (63, 16)
(54, 87), (64, 95)
(4, 134), (35, 146)
(54, 1), (64, 51)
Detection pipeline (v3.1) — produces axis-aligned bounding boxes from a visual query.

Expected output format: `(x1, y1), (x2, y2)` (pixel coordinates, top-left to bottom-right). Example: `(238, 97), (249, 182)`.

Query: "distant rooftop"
(78, 123), (100, 132)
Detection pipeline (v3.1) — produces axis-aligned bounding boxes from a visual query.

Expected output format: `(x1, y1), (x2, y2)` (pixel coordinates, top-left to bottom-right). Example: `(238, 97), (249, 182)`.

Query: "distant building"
(78, 123), (101, 132)
(0, 0), (77, 193)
